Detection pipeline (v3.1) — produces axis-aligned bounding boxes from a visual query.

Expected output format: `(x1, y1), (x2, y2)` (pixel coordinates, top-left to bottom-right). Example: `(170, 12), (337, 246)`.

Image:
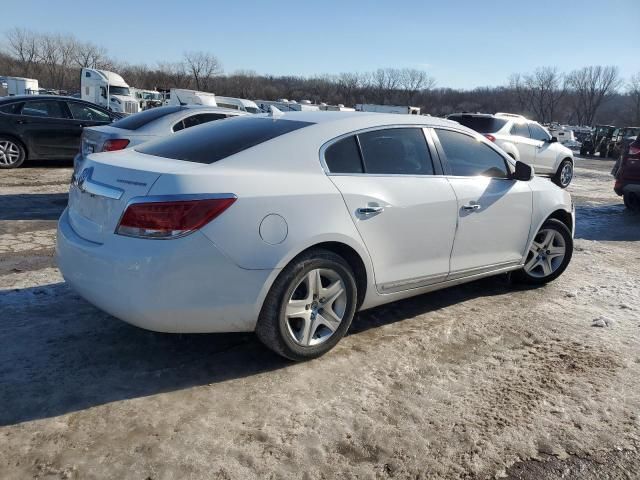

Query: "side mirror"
(548, 136), (558, 143)
(513, 161), (534, 181)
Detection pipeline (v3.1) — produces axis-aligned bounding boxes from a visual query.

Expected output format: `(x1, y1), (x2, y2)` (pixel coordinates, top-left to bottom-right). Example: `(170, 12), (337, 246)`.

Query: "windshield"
(447, 115), (508, 134)
(245, 107), (261, 114)
(108, 86), (131, 96)
(111, 106), (184, 130)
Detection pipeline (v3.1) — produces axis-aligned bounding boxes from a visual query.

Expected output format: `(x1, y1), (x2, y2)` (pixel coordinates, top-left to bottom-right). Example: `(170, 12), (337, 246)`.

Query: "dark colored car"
(606, 126), (640, 159)
(614, 137), (640, 211)
(580, 125), (616, 157)
(0, 95), (119, 169)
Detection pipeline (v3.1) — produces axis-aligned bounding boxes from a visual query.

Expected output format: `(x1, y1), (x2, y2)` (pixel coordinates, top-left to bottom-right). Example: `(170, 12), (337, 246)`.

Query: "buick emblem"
(73, 167), (93, 193)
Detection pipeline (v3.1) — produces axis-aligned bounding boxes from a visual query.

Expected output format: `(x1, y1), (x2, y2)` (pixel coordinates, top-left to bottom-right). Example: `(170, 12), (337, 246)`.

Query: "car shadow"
(0, 193), (68, 221)
(574, 203), (640, 242)
(0, 275), (516, 426)
(22, 159), (74, 168)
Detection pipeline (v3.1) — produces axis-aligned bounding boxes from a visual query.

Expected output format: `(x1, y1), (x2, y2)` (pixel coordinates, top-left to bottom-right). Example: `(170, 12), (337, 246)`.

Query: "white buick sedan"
(57, 112), (574, 361)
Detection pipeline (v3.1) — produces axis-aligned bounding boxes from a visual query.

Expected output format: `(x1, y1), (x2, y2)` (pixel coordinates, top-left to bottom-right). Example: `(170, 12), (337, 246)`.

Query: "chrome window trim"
(319, 124), (439, 177)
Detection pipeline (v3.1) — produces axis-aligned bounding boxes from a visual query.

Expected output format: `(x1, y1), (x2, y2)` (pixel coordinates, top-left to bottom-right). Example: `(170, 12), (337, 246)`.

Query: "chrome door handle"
(462, 203), (481, 211)
(357, 206), (384, 215)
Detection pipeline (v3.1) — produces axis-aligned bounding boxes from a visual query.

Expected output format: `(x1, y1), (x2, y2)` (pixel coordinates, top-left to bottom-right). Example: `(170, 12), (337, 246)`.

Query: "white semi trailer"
(81, 68), (140, 115)
(355, 104), (420, 115)
(6, 77), (39, 96)
(167, 89), (217, 106)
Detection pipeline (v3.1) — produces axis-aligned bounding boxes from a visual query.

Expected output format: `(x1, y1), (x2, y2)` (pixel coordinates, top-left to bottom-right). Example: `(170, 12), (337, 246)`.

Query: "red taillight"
(116, 197), (236, 239)
(484, 134), (496, 142)
(628, 145), (640, 157)
(102, 139), (130, 152)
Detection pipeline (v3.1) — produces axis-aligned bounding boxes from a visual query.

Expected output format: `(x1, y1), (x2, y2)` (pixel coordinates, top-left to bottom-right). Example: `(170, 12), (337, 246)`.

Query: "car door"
(431, 128), (532, 278)
(508, 122), (539, 167)
(528, 123), (556, 173)
(324, 127), (459, 293)
(65, 101), (114, 155)
(16, 99), (78, 158)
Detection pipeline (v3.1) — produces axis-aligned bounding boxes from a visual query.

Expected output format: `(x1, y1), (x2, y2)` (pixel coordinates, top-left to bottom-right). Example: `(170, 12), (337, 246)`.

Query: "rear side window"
(0, 102), (23, 114)
(325, 136), (363, 173)
(138, 116), (314, 164)
(436, 129), (509, 178)
(358, 128), (434, 175)
(510, 123), (530, 138)
(112, 106), (184, 130)
(448, 115), (507, 134)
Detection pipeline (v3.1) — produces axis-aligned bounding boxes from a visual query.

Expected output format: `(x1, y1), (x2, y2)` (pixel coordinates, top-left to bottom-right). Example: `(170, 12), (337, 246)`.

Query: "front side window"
(325, 136), (363, 173)
(358, 128), (434, 175)
(448, 115), (507, 134)
(436, 129), (509, 178)
(68, 102), (111, 122)
(0, 102), (23, 115)
(528, 123), (550, 142)
(21, 100), (67, 119)
(510, 122), (530, 138)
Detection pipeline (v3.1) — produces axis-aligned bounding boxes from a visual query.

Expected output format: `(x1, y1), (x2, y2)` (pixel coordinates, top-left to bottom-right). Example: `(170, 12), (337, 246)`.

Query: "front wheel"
(256, 249), (358, 361)
(513, 219), (573, 285)
(553, 159), (573, 188)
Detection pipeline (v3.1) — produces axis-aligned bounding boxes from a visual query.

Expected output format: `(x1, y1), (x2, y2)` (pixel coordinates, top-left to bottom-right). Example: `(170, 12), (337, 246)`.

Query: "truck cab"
(80, 68), (140, 115)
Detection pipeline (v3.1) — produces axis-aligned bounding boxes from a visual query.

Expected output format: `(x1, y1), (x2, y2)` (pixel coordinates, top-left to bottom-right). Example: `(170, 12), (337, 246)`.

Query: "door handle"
(16, 119), (28, 124)
(357, 206), (384, 215)
(462, 203), (481, 211)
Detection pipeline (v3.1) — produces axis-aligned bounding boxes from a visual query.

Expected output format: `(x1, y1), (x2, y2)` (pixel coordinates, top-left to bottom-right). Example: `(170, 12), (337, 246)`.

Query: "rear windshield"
(137, 116), (314, 164)
(448, 115), (508, 134)
(111, 106), (184, 130)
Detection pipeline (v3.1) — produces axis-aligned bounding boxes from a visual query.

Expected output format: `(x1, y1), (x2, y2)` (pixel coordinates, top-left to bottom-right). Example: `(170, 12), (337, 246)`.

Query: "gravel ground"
(0, 156), (639, 479)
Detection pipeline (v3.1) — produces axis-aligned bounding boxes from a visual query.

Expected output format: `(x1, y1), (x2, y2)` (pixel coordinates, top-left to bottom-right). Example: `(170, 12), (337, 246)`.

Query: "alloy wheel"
(524, 228), (566, 278)
(560, 162), (573, 187)
(285, 268), (347, 347)
(0, 140), (21, 166)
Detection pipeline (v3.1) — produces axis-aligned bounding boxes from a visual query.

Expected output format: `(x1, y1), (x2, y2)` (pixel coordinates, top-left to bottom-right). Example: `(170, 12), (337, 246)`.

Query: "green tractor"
(580, 125), (616, 157)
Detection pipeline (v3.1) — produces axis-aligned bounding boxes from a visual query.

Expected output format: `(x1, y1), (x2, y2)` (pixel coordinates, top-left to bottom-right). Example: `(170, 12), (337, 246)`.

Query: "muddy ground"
(0, 156), (639, 479)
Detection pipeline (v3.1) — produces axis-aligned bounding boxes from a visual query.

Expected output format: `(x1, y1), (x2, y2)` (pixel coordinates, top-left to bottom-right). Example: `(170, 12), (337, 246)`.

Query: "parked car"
(614, 136), (640, 211)
(580, 125), (616, 157)
(447, 112), (574, 188)
(57, 112), (574, 361)
(606, 126), (640, 159)
(75, 105), (247, 171)
(0, 95), (119, 169)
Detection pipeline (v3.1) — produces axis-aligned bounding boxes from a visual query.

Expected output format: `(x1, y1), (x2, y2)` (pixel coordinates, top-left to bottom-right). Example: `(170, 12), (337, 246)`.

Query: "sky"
(1, 0), (638, 90)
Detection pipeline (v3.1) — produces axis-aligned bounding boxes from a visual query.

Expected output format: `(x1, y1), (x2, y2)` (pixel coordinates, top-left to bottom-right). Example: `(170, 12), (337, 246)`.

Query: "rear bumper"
(614, 180), (640, 196)
(56, 208), (274, 333)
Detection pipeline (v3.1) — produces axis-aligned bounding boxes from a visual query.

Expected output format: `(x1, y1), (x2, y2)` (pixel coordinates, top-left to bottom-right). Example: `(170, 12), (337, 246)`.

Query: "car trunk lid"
(67, 150), (206, 244)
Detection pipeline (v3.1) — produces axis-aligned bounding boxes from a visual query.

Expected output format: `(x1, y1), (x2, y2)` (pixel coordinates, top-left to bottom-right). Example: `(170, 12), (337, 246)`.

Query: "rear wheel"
(624, 192), (640, 212)
(513, 219), (573, 285)
(0, 137), (25, 169)
(256, 249), (358, 361)
(553, 159), (573, 188)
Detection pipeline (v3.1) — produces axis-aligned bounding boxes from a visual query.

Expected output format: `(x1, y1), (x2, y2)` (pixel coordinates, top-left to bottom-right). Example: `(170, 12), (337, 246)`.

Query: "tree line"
(2, 27), (639, 126)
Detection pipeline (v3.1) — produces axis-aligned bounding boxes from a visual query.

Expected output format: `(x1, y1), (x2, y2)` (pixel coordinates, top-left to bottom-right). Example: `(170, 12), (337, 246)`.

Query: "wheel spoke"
(541, 258), (553, 276)
(524, 254), (540, 272)
(286, 299), (309, 319)
(317, 309), (341, 332)
(306, 269), (322, 300)
(542, 231), (554, 248)
(321, 280), (344, 307)
(300, 317), (314, 346)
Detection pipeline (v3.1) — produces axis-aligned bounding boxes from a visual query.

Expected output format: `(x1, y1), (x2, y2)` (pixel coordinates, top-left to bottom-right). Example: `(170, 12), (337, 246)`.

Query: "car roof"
(447, 112), (496, 118)
(0, 94), (84, 103)
(257, 110), (460, 128)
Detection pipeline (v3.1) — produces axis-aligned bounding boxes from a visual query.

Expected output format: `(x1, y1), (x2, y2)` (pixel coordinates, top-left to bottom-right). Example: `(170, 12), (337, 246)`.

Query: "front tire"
(0, 137), (26, 169)
(513, 219), (573, 285)
(255, 249), (358, 361)
(552, 159), (573, 188)
(624, 193), (640, 212)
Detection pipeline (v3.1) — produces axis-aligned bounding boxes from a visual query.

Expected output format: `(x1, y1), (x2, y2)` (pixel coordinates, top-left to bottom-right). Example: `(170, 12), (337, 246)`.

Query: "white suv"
(447, 112), (574, 188)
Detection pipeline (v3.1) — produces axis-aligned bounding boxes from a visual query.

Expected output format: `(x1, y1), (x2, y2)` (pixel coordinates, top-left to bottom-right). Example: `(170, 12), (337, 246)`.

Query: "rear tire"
(512, 219), (573, 285)
(0, 137), (26, 169)
(552, 159), (573, 188)
(624, 193), (640, 212)
(255, 249), (358, 361)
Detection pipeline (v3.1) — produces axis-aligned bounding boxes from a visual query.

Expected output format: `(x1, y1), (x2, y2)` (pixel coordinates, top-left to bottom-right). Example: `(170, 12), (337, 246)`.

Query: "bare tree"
(627, 73), (640, 125)
(400, 68), (435, 104)
(5, 28), (40, 77)
(74, 41), (109, 69)
(183, 51), (222, 91)
(566, 66), (621, 125)
(509, 67), (565, 123)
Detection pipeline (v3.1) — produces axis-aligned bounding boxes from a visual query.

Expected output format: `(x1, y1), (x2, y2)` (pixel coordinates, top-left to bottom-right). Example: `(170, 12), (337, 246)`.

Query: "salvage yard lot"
(1, 157), (639, 479)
